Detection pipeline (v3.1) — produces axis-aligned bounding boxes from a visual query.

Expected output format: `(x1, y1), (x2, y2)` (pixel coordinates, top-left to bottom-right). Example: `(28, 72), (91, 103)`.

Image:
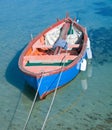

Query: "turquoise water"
(0, 0), (112, 130)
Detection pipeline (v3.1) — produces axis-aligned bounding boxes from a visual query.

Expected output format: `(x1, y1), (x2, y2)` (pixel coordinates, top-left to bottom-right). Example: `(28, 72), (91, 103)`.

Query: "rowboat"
(18, 16), (92, 99)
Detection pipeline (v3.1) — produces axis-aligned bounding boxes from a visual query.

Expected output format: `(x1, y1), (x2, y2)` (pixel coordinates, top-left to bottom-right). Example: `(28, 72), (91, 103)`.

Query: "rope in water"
(48, 91), (84, 122)
(41, 53), (67, 130)
(23, 72), (44, 130)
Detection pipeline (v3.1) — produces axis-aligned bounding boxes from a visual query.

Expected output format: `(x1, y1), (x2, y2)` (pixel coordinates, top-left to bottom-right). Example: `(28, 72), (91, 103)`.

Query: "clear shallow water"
(0, 0), (112, 130)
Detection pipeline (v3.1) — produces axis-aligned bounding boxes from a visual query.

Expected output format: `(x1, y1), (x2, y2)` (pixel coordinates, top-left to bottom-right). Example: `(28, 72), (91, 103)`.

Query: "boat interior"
(23, 20), (84, 73)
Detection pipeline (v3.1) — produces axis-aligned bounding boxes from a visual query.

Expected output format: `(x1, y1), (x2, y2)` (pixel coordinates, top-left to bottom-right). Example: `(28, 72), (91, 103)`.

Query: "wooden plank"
(24, 54), (77, 62)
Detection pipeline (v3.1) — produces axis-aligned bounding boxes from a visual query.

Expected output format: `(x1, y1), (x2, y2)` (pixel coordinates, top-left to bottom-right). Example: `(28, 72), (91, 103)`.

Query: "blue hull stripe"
(24, 52), (87, 98)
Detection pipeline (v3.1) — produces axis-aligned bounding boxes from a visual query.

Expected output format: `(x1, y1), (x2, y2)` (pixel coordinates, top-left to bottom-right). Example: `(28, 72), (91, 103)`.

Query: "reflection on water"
(81, 79), (88, 91)
(81, 60), (92, 91)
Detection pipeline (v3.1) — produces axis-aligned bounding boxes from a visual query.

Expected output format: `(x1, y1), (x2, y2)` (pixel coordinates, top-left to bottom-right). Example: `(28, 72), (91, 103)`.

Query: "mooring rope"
(41, 53), (67, 130)
(48, 91), (84, 122)
(23, 72), (44, 130)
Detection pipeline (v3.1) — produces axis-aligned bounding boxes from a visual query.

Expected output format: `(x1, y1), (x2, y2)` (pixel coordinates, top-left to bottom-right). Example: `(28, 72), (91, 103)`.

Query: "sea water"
(0, 0), (112, 130)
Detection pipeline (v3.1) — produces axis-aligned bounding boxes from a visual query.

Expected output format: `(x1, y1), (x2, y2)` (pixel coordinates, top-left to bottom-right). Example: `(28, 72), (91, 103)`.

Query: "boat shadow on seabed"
(5, 47), (38, 101)
(5, 46), (93, 129)
(5, 44), (93, 102)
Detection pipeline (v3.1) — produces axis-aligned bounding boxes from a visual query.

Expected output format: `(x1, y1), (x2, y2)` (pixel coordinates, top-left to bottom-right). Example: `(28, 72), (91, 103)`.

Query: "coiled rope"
(23, 72), (44, 130)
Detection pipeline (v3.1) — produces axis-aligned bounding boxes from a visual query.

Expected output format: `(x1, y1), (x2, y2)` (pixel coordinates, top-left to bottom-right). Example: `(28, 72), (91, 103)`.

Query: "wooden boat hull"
(23, 52), (87, 99)
(18, 16), (92, 99)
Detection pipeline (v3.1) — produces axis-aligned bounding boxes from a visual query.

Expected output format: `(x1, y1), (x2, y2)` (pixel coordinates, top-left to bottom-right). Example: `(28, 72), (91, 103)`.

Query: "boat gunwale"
(18, 18), (88, 78)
